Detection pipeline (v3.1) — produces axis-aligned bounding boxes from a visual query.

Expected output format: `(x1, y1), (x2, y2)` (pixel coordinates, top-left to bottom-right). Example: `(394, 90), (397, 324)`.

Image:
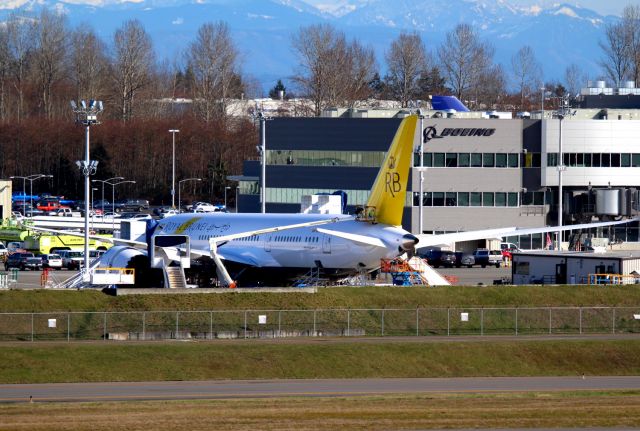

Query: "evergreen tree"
(269, 79), (287, 99)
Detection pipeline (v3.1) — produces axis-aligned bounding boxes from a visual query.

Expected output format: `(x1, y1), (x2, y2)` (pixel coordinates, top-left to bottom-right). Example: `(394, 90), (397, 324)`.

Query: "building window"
(433, 192), (445, 206)
(433, 153), (445, 167)
(482, 192), (494, 206)
(508, 153), (519, 168)
(471, 153), (482, 167)
(547, 153), (558, 167)
(601, 153), (611, 167)
(424, 153), (433, 167)
(495, 153), (507, 168)
(470, 192), (482, 206)
(423, 192), (432, 206)
(458, 192), (469, 206)
(622, 153), (631, 167)
(445, 153), (458, 167)
(445, 192), (457, 206)
(508, 192), (518, 207)
(458, 153), (470, 167)
(495, 192), (507, 207)
(482, 153), (495, 167)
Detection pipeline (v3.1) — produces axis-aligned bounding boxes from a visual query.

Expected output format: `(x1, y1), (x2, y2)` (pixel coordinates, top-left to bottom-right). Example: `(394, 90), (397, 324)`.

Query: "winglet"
(365, 115), (418, 226)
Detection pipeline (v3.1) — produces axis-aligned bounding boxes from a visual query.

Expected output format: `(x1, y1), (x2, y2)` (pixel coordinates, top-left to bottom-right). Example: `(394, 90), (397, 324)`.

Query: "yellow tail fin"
(365, 115), (418, 226)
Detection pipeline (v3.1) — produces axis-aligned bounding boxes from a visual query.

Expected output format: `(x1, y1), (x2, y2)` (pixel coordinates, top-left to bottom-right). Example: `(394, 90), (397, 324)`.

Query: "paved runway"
(2, 376), (639, 403)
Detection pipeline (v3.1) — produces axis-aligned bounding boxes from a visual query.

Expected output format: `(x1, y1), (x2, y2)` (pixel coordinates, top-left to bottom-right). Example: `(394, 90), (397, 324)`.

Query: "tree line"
(0, 7), (635, 204)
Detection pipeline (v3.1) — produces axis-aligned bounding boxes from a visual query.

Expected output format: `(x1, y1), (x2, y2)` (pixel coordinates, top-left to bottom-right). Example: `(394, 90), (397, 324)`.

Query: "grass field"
(2, 391), (640, 430)
(2, 339), (640, 384)
(3, 284), (640, 313)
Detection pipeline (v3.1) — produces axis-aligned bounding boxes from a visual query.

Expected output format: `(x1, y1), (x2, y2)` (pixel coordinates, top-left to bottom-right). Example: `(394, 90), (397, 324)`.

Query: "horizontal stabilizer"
(315, 228), (386, 248)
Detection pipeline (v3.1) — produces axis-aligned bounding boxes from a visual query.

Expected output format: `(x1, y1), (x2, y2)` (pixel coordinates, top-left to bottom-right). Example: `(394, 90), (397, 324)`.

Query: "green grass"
(2, 339), (640, 384)
(3, 284), (640, 313)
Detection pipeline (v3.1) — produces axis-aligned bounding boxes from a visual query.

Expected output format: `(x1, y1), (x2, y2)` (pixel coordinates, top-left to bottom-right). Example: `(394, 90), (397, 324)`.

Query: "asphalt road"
(2, 376), (640, 403)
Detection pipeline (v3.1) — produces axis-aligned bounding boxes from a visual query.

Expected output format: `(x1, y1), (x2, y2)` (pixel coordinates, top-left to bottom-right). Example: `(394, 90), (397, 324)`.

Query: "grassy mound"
(2, 285), (640, 313)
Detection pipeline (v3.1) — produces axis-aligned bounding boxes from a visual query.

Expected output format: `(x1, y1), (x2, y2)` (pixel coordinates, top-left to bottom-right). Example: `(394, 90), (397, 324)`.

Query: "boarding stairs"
(568, 231), (588, 251)
(54, 259), (103, 289)
(293, 267), (329, 287)
(165, 266), (188, 289)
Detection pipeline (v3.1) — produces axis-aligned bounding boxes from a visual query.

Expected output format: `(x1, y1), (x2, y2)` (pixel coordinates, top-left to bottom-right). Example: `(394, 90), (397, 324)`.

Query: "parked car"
(459, 253), (475, 268)
(114, 199), (150, 212)
(57, 250), (84, 270)
(40, 253), (63, 270)
(5, 252), (35, 270)
(187, 202), (223, 213)
(12, 203), (44, 217)
(418, 248), (457, 268)
(0, 243), (8, 258)
(23, 256), (43, 271)
(89, 250), (106, 262)
(473, 248), (490, 268)
(488, 250), (504, 267)
(159, 209), (179, 219)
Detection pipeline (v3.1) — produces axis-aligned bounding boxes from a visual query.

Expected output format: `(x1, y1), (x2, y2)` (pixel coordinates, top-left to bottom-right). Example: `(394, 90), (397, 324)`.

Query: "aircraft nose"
(400, 233), (419, 251)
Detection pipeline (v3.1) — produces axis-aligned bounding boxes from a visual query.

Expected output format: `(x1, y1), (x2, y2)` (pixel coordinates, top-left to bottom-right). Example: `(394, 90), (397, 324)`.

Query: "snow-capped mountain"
(0, 0), (619, 92)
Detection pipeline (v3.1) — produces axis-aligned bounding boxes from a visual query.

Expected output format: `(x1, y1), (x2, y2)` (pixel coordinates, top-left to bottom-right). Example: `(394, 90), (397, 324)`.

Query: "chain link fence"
(1, 307), (640, 342)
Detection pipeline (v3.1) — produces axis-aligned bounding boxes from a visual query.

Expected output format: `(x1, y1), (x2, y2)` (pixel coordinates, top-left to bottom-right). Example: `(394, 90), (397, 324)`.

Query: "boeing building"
(234, 85), (640, 251)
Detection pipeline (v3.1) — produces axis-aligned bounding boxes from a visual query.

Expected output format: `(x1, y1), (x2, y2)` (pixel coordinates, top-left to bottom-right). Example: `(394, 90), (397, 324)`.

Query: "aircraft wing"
(315, 228), (386, 248)
(24, 225), (148, 248)
(417, 218), (638, 248)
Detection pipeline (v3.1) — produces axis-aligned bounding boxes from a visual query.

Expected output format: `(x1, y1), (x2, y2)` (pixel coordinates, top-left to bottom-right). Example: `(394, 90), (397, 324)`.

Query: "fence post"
(67, 313), (70, 342)
(103, 312), (107, 341)
(579, 307), (582, 334)
(210, 311), (213, 340)
(313, 309), (317, 335)
(244, 311), (247, 339)
(447, 308), (450, 336)
(176, 311), (179, 339)
(612, 308), (616, 334)
(416, 308), (419, 337)
(142, 312), (146, 341)
(481, 308), (484, 336)
(381, 309), (385, 336)
(549, 307), (552, 334)
(278, 310), (281, 336)
(31, 313), (34, 342)
(347, 309), (350, 337)
(515, 308), (518, 336)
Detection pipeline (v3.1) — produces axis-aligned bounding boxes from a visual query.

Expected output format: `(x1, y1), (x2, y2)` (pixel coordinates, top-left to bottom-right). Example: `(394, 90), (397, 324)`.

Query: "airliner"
(32, 114), (636, 287)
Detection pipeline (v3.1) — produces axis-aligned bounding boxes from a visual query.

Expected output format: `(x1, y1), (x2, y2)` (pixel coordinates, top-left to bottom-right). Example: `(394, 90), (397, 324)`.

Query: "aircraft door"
(322, 235), (331, 254)
(264, 235), (271, 252)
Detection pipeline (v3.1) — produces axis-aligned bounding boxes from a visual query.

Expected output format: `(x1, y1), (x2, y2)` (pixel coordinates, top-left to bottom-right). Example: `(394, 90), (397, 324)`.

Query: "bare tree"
(477, 63), (507, 109)
(0, 26), (11, 120)
(564, 63), (586, 97)
(384, 32), (427, 108)
(291, 24), (342, 116)
(186, 22), (241, 122)
(6, 13), (35, 121)
(71, 27), (109, 103)
(599, 21), (630, 87)
(33, 10), (68, 119)
(438, 23), (492, 102)
(622, 5), (640, 86)
(112, 19), (155, 121)
(342, 40), (376, 108)
(511, 45), (542, 110)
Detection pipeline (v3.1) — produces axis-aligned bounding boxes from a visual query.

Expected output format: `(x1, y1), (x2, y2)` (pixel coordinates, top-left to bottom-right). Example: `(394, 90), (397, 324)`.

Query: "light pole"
(224, 186), (231, 210)
(71, 99), (103, 275)
(169, 129), (180, 209)
(9, 174), (52, 216)
(92, 176), (124, 214)
(111, 180), (136, 216)
(257, 113), (267, 213)
(417, 109), (425, 235)
(557, 113), (565, 250)
(178, 178), (201, 213)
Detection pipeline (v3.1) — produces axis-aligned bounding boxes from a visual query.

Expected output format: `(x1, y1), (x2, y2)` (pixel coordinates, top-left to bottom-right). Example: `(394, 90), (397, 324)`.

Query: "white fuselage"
(155, 213), (410, 273)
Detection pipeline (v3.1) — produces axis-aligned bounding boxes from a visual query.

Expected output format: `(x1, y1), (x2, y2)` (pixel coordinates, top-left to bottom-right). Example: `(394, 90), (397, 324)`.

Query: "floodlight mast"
(71, 99), (104, 279)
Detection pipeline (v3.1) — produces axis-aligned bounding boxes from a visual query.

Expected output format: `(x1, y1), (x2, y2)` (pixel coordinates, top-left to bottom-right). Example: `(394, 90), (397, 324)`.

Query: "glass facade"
(413, 191), (523, 207)
(267, 150), (386, 167)
(547, 153), (640, 168)
(419, 152), (522, 168)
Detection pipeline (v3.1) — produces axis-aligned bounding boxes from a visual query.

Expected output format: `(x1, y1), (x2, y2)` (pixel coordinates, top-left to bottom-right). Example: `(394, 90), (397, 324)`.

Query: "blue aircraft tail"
(431, 95), (470, 112)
